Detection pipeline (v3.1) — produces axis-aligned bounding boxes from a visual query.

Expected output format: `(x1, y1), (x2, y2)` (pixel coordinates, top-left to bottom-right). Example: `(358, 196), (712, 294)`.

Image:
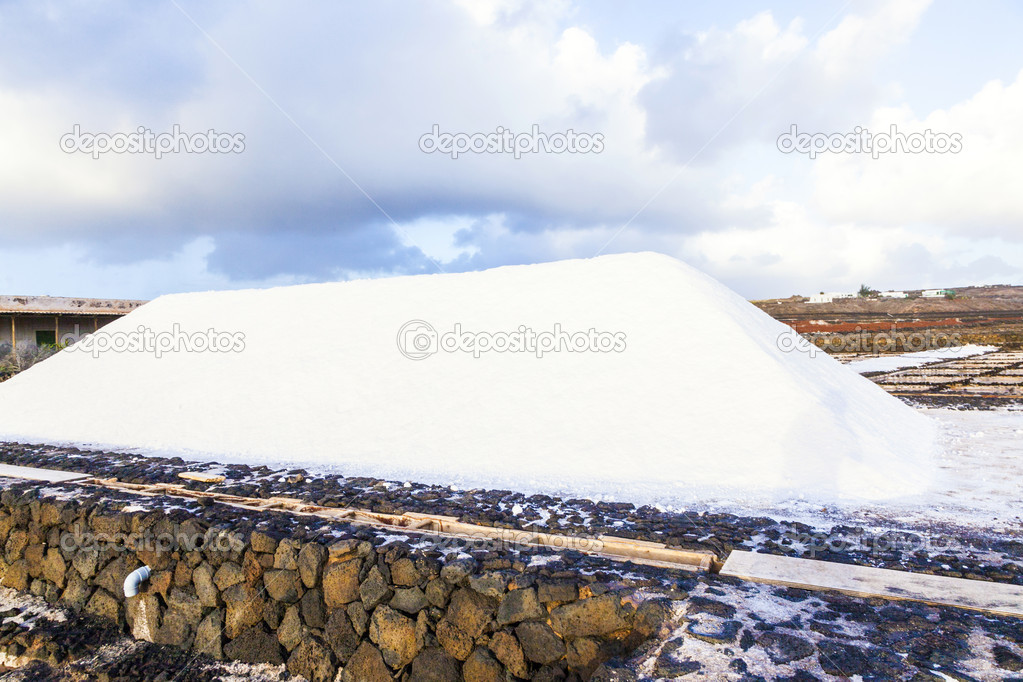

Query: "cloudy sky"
(1, 0), (1021, 300)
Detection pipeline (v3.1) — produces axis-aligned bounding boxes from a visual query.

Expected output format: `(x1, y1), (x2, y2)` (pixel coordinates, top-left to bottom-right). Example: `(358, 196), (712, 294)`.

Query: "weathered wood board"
(82, 478), (717, 572)
(177, 471), (226, 484)
(721, 550), (1023, 617)
(0, 464), (89, 483)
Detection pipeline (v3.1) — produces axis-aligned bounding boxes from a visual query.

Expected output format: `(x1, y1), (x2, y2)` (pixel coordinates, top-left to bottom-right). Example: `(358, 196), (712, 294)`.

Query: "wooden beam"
(0, 464), (90, 483)
(721, 550), (1023, 618)
(80, 478), (716, 572)
(177, 472), (226, 484)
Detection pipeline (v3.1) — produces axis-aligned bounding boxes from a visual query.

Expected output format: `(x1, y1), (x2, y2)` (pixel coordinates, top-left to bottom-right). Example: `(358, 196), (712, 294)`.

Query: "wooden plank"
(598, 539), (715, 571)
(0, 464), (89, 483)
(74, 477), (717, 572)
(598, 535), (667, 549)
(177, 472), (226, 484)
(721, 550), (1023, 618)
(405, 512), (461, 523)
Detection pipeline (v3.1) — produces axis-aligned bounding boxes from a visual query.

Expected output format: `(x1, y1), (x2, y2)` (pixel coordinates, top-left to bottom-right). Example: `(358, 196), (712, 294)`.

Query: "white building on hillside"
(880, 291), (908, 298)
(922, 289), (954, 298)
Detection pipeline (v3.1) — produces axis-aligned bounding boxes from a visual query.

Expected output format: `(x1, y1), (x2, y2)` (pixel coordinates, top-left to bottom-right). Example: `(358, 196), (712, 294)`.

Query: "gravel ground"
(624, 574), (1023, 681)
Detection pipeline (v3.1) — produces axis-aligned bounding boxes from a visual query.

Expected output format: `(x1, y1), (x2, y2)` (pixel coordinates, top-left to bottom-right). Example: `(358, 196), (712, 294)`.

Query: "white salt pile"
(0, 253), (936, 505)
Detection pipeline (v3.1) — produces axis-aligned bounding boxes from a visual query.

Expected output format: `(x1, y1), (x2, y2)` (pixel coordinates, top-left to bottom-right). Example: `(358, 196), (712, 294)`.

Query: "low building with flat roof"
(0, 295), (147, 351)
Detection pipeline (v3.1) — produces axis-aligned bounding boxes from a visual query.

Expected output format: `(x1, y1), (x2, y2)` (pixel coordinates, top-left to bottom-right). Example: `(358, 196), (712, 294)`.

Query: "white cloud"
(811, 68), (1023, 234)
(2, 0), (1019, 299)
(0, 0), (679, 242)
(814, 0), (932, 79)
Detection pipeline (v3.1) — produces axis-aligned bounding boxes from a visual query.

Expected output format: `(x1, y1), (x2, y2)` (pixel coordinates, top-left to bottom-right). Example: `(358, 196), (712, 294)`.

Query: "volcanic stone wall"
(0, 487), (665, 681)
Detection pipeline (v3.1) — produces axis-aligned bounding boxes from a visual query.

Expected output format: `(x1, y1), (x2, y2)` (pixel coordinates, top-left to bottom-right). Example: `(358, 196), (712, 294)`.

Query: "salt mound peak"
(0, 252), (936, 505)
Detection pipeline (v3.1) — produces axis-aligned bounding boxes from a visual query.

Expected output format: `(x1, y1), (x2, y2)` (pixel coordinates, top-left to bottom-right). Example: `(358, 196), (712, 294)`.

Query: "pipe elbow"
(123, 565), (151, 598)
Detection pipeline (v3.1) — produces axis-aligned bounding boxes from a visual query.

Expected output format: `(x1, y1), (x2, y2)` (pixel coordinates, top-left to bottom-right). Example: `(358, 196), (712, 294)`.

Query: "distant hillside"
(754, 285), (1023, 322)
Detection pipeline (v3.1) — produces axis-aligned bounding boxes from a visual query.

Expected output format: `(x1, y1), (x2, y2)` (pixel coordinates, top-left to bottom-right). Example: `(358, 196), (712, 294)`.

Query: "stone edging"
(0, 486), (667, 681)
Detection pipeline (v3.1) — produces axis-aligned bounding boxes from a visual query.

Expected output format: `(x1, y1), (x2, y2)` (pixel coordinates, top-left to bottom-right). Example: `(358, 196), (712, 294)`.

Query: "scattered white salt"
(846, 345), (997, 374)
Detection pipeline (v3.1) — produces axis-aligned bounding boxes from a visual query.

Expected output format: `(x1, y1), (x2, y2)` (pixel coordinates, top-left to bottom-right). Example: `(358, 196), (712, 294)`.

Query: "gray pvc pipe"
(123, 565), (151, 598)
